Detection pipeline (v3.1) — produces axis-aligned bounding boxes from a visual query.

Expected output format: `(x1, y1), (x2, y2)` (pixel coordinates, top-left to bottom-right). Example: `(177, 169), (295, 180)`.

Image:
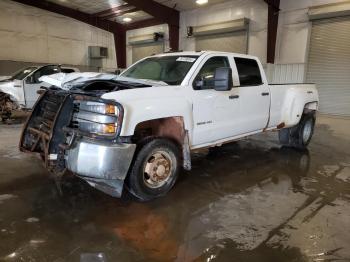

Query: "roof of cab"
(152, 50), (259, 60)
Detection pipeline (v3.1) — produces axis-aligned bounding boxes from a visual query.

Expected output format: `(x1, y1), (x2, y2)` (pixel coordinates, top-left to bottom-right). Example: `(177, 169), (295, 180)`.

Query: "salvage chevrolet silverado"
(19, 51), (319, 201)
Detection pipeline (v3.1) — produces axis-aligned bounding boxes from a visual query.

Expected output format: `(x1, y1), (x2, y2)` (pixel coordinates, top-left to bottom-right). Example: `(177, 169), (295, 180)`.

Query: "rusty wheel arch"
(132, 116), (191, 171)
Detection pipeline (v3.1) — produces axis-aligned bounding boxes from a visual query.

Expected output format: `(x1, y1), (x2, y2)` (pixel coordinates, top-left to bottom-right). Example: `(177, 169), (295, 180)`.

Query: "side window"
(234, 57), (263, 86)
(193, 56), (230, 90)
(33, 66), (60, 83)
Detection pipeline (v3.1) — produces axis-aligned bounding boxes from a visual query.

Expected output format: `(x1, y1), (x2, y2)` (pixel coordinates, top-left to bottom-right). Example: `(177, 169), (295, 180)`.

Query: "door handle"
(229, 95), (239, 99)
(261, 92), (270, 96)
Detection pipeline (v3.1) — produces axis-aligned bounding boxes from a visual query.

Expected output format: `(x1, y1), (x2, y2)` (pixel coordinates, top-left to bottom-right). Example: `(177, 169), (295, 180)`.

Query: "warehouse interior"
(0, 0), (350, 261)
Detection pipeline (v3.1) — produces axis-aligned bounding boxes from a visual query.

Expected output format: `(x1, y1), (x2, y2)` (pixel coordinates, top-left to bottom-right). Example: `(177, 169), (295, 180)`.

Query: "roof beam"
(93, 4), (134, 18)
(124, 18), (163, 31)
(122, 0), (179, 26)
(11, 0), (124, 31)
(102, 8), (139, 20)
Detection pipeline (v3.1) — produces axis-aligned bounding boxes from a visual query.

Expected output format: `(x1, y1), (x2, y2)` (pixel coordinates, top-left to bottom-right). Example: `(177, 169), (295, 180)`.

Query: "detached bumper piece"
(66, 139), (136, 197)
(19, 90), (135, 198)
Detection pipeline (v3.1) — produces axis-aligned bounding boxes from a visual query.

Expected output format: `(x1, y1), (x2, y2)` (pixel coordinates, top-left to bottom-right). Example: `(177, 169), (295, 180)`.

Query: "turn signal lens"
(103, 124), (116, 134)
(105, 104), (115, 115)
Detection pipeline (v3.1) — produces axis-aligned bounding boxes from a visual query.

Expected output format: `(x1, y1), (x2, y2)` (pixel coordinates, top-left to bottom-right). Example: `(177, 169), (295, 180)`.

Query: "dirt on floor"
(0, 115), (349, 262)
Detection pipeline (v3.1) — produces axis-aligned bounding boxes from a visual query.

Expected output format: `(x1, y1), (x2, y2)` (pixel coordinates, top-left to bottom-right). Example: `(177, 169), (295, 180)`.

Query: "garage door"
(132, 43), (164, 63)
(306, 16), (350, 116)
(195, 31), (248, 54)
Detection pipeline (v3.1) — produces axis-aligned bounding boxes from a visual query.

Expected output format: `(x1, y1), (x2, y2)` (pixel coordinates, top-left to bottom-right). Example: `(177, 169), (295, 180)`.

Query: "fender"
(0, 90), (21, 109)
(121, 97), (193, 137)
(0, 80), (25, 107)
(280, 85), (319, 127)
(102, 87), (194, 140)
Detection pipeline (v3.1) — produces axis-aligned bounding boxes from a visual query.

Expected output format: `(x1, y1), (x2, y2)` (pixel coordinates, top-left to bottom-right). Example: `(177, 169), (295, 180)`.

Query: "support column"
(114, 29), (127, 68)
(266, 0), (280, 63)
(169, 24), (180, 51)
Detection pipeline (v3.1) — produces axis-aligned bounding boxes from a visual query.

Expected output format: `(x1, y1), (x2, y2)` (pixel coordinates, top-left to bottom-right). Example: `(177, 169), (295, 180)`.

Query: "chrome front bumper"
(65, 138), (136, 197)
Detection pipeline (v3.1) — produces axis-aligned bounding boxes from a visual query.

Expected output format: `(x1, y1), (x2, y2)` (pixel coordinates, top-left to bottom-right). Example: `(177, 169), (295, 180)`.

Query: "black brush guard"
(19, 90), (124, 174)
(19, 90), (74, 173)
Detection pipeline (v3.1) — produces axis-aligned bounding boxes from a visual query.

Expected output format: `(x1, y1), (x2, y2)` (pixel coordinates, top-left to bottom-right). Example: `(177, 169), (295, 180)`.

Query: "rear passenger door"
(233, 57), (270, 133)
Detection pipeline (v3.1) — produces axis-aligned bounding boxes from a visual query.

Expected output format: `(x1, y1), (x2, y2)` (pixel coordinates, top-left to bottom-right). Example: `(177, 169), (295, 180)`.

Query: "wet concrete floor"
(0, 115), (350, 262)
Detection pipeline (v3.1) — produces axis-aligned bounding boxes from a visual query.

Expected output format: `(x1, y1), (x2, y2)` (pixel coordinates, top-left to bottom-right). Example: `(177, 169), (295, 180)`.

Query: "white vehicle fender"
(281, 86), (319, 127)
(119, 97), (194, 138)
(0, 82), (22, 106)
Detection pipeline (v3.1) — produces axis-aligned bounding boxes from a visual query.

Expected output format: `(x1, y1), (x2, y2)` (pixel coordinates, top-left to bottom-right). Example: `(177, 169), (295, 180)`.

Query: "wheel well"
(304, 102), (318, 114)
(133, 116), (186, 147)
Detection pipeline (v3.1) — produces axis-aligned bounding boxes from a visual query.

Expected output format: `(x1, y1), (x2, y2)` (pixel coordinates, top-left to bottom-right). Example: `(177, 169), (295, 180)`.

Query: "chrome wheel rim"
(302, 120), (313, 143)
(143, 151), (173, 188)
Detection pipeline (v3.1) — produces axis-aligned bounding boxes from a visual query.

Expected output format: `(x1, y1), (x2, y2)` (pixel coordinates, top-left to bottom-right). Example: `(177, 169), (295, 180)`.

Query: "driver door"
(24, 65), (60, 108)
(191, 55), (241, 146)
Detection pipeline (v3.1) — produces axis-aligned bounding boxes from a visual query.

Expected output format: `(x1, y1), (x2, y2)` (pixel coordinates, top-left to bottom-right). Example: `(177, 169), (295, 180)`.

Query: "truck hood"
(0, 76), (11, 81)
(0, 79), (24, 105)
(40, 72), (168, 90)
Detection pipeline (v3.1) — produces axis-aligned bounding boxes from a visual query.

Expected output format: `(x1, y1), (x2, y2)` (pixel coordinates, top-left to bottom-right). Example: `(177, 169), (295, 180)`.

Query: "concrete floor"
(0, 115), (350, 262)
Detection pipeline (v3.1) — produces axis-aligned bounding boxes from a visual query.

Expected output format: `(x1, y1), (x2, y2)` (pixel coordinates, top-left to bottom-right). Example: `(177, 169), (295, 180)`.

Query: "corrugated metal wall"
(266, 64), (305, 84)
(271, 64), (305, 84)
(306, 16), (350, 116)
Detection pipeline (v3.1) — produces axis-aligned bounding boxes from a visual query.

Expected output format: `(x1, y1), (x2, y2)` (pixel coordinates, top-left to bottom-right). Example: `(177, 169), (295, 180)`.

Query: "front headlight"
(72, 101), (120, 136)
(79, 101), (117, 115)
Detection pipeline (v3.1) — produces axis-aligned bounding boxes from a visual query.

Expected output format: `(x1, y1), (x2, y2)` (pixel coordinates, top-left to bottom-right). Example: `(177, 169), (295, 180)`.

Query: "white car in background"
(0, 65), (79, 121)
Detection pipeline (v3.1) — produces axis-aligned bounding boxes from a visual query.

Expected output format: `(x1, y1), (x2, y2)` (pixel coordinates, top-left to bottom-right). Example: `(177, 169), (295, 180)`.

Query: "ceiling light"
(196, 0), (208, 5)
(123, 17), (132, 22)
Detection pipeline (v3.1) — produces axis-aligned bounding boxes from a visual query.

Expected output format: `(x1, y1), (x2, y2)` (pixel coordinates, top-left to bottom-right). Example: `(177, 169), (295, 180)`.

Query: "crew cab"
(0, 65), (79, 121)
(19, 51), (319, 201)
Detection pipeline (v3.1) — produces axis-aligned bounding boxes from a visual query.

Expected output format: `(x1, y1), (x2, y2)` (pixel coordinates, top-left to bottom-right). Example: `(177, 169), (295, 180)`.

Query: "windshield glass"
(121, 55), (198, 85)
(11, 67), (37, 80)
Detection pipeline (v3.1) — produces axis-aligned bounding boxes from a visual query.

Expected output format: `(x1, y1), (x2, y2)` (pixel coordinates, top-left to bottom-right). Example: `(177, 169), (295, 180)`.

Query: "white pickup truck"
(0, 65), (79, 121)
(20, 51), (319, 201)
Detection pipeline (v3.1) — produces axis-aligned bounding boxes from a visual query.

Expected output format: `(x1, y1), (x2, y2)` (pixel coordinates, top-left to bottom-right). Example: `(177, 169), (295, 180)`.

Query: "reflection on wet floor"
(0, 120), (350, 262)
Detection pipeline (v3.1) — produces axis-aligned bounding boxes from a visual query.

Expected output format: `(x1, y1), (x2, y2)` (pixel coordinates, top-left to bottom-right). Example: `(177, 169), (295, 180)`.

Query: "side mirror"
(194, 67), (233, 91)
(213, 67), (233, 91)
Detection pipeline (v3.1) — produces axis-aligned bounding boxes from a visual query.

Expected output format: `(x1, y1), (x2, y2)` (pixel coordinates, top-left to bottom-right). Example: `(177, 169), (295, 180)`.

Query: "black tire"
(278, 113), (315, 149)
(127, 138), (181, 201)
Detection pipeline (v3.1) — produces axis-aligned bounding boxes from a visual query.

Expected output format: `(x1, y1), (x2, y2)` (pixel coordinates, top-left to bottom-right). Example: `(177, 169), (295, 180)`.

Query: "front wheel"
(279, 113), (316, 149)
(126, 138), (180, 201)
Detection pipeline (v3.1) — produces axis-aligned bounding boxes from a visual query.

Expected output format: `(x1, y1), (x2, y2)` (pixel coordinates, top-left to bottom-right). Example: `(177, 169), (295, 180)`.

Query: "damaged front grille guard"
(20, 91), (124, 169)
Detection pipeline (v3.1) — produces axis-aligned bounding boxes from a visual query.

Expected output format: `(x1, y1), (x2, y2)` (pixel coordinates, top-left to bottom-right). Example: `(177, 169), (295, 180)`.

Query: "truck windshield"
(121, 55), (198, 85)
(11, 67), (37, 80)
